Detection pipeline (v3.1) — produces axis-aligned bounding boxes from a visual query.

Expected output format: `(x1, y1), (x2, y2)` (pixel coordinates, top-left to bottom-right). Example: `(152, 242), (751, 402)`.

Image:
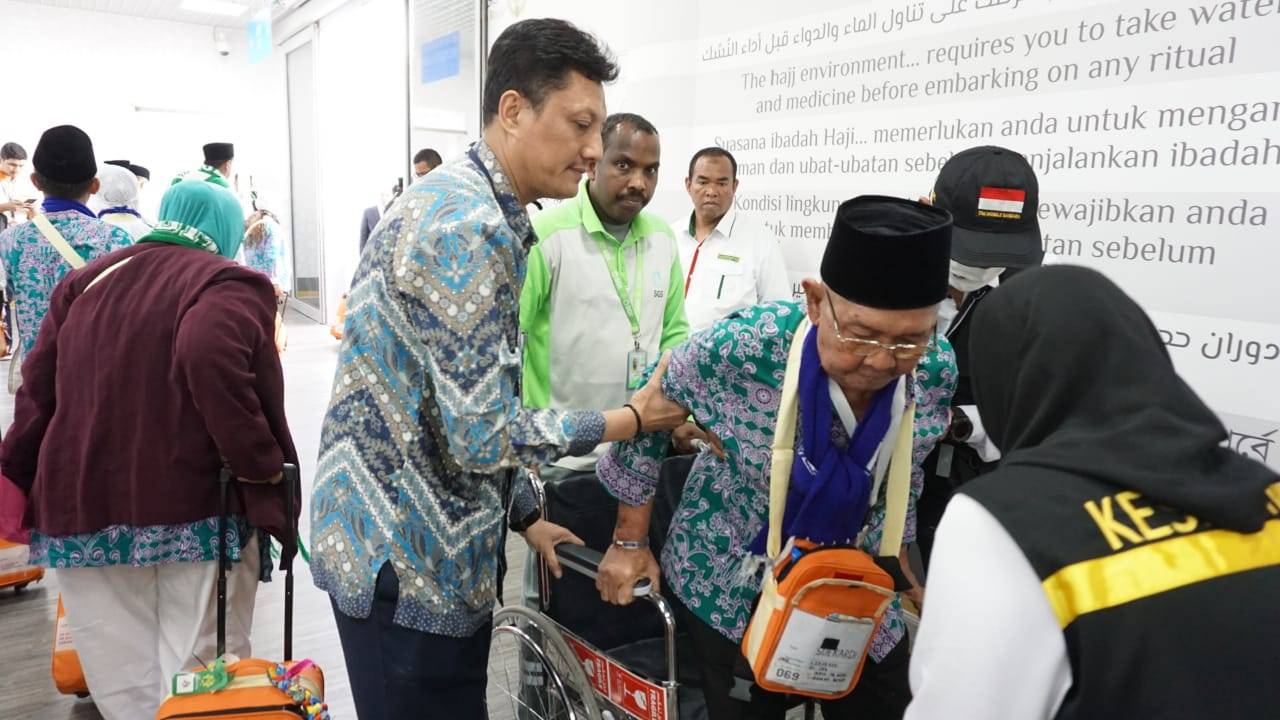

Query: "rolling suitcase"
(155, 464), (329, 719)
(51, 595), (91, 696)
(0, 538), (42, 592)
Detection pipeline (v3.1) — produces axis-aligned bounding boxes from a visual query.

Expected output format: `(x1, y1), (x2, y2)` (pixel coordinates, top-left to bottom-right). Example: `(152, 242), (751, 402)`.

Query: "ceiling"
(10, 0), (268, 27)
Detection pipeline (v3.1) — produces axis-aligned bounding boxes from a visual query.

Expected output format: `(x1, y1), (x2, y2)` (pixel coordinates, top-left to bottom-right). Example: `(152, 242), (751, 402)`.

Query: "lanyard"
(594, 230), (644, 347)
(683, 237), (706, 297)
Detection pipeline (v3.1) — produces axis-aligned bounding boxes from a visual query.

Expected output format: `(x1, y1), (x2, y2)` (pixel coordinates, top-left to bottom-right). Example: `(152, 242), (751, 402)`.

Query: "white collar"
(828, 378), (857, 435)
(687, 207), (739, 242)
(825, 375), (908, 486)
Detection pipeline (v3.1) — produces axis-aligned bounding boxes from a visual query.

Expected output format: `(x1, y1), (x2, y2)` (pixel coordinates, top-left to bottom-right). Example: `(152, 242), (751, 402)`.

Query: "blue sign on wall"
(421, 31), (461, 84)
(248, 10), (272, 65)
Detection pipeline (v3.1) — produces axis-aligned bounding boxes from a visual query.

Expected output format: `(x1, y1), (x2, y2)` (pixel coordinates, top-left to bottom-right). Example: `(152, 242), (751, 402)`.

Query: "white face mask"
(950, 261), (1005, 293)
(937, 297), (960, 328)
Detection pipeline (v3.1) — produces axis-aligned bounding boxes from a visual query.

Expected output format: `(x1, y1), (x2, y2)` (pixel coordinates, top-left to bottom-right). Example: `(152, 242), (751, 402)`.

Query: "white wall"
(1, 0), (411, 321)
(0, 1), (290, 221)
(496, 0), (1280, 472)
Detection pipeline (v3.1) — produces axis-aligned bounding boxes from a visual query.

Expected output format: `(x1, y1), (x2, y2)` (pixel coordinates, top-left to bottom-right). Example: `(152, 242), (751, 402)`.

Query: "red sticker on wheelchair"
(566, 634), (667, 720)
(607, 663), (666, 720)
(566, 636), (610, 696)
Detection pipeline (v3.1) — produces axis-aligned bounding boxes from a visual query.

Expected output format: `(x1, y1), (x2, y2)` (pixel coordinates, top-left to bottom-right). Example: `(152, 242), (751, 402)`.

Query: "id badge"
(625, 348), (649, 391)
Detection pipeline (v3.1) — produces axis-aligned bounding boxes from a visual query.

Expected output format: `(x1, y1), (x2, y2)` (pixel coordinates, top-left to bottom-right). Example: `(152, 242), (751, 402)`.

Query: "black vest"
(964, 471), (1280, 720)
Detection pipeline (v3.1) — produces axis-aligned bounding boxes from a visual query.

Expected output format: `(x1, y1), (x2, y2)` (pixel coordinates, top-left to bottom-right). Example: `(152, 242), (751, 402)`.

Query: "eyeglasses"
(824, 288), (936, 361)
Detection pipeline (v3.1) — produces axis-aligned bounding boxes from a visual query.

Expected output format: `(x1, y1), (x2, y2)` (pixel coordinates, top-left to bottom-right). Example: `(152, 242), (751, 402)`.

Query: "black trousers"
(331, 561), (492, 720)
(674, 594), (911, 720)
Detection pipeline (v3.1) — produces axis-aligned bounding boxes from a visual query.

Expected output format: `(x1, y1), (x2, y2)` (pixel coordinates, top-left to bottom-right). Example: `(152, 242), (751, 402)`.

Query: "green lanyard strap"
(595, 231), (645, 346)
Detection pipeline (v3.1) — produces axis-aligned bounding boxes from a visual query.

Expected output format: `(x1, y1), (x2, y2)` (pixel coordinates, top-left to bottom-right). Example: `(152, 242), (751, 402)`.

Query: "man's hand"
(597, 544), (660, 606)
(627, 352), (688, 432)
(0, 201), (22, 213)
(672, 422), (726, 459)
(521, 520), (584, 579)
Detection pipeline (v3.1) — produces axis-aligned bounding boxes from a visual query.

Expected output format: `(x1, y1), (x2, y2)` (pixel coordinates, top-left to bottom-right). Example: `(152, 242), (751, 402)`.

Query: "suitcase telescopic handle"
(217, 463), (300, 661)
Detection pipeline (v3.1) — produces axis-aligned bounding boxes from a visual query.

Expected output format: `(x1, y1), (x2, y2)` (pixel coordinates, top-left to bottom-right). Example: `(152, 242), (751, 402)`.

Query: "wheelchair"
(487, 456), (834, 720)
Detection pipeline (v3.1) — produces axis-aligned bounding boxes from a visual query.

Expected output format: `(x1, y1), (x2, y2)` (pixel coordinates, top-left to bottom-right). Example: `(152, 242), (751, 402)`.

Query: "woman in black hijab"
(904, 265), (1279, 720)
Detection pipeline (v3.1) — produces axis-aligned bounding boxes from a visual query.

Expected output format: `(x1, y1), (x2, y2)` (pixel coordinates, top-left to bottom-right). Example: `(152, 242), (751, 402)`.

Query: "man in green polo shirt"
(521, 113), (689, 471)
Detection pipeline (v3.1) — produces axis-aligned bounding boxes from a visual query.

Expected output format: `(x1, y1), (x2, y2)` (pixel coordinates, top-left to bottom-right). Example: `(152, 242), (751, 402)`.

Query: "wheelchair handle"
(554, 543), (652, 597)
(552, 542), (677, 685)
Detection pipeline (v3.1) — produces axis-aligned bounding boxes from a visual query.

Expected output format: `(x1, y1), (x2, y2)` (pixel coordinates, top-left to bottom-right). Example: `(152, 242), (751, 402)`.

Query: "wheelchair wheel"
(489, 605), (604, 720)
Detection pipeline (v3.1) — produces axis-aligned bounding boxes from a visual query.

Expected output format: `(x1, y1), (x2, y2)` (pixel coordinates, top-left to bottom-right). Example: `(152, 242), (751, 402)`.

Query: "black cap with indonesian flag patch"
(932, 145), (1043, 269)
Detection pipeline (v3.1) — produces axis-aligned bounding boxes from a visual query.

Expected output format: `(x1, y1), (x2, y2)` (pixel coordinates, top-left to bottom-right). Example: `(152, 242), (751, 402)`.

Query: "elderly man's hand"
(597, 544), (660, 606)
(672, 422), (727, 459)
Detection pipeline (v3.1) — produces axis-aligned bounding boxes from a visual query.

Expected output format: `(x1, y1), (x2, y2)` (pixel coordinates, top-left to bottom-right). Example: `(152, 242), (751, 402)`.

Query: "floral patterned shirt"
(310, 141), (605, 637)
(598, 301), (956, 661)
(0, 210), (132, 357)
(29, 516), (249, 568)
(241, 217), (290, 288)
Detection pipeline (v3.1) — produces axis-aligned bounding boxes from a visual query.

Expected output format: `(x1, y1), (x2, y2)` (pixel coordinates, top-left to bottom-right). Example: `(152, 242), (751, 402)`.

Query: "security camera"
(214, 29), (231, 57)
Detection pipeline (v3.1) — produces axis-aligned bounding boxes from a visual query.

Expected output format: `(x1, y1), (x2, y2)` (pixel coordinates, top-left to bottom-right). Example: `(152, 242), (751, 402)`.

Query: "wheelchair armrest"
(554, 544), (652, 598)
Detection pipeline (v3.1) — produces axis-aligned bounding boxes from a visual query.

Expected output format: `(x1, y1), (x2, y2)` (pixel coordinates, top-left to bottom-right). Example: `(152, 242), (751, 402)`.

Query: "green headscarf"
(143, 179), (246, 258)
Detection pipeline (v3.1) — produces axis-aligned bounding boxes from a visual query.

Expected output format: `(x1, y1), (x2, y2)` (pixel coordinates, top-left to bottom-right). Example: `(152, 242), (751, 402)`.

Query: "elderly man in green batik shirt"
(596, 195), (959, 720)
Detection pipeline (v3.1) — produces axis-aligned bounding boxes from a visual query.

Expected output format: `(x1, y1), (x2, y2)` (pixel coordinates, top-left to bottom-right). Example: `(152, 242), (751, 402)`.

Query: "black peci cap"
(821, 195), (953, 310)
(203, 142), (234, 166)
(33, 125), (97, 184)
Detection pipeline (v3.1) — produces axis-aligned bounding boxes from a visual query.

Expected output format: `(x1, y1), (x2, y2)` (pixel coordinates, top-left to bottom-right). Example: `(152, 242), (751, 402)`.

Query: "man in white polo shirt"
(676, 147), (790, 333)
(521, 113), (689, 471)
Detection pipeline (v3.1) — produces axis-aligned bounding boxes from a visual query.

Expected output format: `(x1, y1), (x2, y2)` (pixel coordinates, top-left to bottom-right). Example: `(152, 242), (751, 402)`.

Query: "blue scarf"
(98, 206), (143, 220)
(750, 326), (897, 554)
(42, 197), (95, 218)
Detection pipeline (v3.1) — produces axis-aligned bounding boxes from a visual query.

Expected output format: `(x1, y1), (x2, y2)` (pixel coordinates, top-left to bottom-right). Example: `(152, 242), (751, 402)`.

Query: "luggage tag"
(625, 346), (649, 391)
(765, 608), (876, 694)
(172, 656), (233, 696)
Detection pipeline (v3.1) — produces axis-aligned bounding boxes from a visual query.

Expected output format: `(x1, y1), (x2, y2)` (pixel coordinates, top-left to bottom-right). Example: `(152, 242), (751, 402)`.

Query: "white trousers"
(56, 536), (260, 720)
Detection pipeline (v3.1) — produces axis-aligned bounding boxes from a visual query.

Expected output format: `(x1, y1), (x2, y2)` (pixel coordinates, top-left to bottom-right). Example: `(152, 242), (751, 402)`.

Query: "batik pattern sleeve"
(390, 209), (603, 475)
(904, 335), (958, 544)
(598, 301), (803, 507)
(507, 468), (539, 528)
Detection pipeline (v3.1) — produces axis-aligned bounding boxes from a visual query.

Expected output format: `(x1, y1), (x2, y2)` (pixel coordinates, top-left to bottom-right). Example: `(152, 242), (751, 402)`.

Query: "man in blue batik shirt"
(310, 18), (688, 719)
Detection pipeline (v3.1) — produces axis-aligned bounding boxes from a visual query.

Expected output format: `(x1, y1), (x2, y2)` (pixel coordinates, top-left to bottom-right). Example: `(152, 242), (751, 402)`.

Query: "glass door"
(285, 29), (325, 321)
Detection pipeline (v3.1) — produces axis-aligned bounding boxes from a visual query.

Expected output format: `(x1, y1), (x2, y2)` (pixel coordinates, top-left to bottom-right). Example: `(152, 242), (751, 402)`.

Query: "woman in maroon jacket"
(0, 179), (298, 720)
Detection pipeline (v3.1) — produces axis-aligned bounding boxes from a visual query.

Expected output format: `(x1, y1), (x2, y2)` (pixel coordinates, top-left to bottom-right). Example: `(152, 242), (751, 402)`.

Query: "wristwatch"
(949, 407), (974, 443)
(612, 537), (650, 551)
